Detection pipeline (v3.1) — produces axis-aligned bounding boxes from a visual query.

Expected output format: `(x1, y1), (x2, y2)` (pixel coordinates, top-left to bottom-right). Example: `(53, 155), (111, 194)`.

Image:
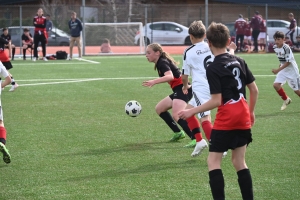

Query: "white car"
(267, 19), (300, 43)
(134, 21), (191, 45)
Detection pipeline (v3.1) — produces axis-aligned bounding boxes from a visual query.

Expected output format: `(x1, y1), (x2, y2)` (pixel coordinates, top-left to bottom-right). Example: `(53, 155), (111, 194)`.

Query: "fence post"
(19, 6), (22, 55)
(265, 4), (268, 53)
(82, 0), (85, 56)
(205, 0), (208, 28)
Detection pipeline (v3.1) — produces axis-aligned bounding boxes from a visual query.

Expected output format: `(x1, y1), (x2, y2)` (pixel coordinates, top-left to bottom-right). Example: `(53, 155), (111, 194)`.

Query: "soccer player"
(142, 43), (200, 143)
(22, 28), (34, 60)
(33, 8), (47, 61)
(272, 31), (300, 110)
(258, 16), (267, 51)
(0, 61), (12, 164)
(250, 11), (261, 53)
(243, 18), (252, 52)
(179, 22), (258, 200)
(0, 36), (19, 91)
(68, 11), (83, 60)
(234, 14), (246, 52)
(286, 13), (297, 45)
(1, 28), (15, 61)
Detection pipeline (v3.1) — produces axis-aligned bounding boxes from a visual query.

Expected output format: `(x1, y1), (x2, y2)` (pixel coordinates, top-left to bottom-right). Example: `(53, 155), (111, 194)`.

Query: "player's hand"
(250, 112), (255, 126)
(272, 68), (279, 74)
(142, 80), (155, 88)
(178, 109), (193, 120)
(227, 42), (237, 51)
(182, 86), (189, 94)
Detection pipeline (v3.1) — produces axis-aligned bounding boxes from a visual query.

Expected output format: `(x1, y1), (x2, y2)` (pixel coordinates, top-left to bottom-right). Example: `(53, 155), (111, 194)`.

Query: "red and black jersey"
(0, 37), (8, 50)
(33, 15), (47, 34)
(206, 53), (255, 130)
(0, 34), (11, 42)
(156, 57), (183, 91)
(0, 38), (9, 62)
(22, 33), (33, 44)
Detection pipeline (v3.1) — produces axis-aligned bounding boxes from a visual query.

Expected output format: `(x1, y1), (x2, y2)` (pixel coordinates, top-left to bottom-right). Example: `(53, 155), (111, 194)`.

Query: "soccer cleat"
(222, 151), (228, 158)
(43, 57), (48, 61)
(281, 97), (292, 110)
(169, 130), (185, 142)
(9, 83), (18, 92)
(191, 139), (208, 157)
(68, 57), (72, 61)
(184, 139), (196, 148)
(0, 142), (11, 164)
(32, 57), (36, 62)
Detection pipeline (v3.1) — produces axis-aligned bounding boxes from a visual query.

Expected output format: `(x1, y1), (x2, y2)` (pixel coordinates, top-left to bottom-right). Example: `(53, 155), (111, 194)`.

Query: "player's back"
(183, 41), (214, 88)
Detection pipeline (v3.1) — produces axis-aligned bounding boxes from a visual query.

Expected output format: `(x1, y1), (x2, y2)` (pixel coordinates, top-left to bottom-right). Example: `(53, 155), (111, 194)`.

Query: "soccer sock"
(12, 48), (15, 59)
(201, 120), (212, 140)
(186, 116), (201, 141)
(209, 169), (225, 200)
(10, 76), (15, 86)
(277, 88), (288, 100)
(237, 169), (254, 200)
(159, 112), (181, 133)
(177, 118), (193, 139)
(0, 126), (7, 145)
(23, 49), (26, 59)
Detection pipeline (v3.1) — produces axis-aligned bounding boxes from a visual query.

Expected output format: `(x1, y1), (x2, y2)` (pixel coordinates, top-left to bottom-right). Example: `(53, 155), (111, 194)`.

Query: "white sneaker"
(9, 83), (18, 92)
(32, 57), (36, 62)
(281, 97), (292, 110)
(222, 151), (228, 158)
(191, 139), (208, 157)
(68, 57), (72, 60)
(43, 57), (48, 61)
(77, 57), (82, 60)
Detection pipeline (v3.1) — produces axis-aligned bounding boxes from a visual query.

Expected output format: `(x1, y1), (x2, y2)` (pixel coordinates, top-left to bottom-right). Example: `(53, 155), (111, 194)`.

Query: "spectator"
(286, 13), (297, 45)
(234, 14), (246, 52)
(100, 38), (112, 53)
(250, 11), (261, 53)
(1, 28), (15, 61)
(33, 8), (47, 61)
(292, 35), (300, 52)
(21, 28), (34, 60)
(45, 14), (53, 37)
(243, 18), (252, 52)
(68, 11), (83, 60)
(285, 36), (293, 47)
(258, 15), (267, 51)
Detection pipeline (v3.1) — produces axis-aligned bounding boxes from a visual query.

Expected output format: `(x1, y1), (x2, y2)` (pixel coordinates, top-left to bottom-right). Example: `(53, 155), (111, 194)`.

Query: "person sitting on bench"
(21, 28), (34, 60)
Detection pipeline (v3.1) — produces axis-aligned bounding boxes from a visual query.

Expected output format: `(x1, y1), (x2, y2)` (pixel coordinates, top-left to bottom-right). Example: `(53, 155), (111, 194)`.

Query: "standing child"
(179, 22), (258, 200)
(0, 61), (12, 164)
(272, 31), (300, 110)
(100, 38), (112, 53)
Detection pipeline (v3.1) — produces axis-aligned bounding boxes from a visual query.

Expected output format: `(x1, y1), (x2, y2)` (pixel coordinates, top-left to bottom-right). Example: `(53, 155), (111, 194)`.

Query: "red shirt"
(235, 18), (247, 35)
(33, 15), (47, 35)
(259, 20), (266, 32)
(244, 23), (251, 36)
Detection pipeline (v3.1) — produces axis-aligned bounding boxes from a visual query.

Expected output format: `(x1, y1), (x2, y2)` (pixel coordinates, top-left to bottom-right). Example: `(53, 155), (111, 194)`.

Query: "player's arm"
(246, 81), (258, 126)
(227, 42), (237, 54)
(272, 62), (290, 74)
(142, 70), (173, 87)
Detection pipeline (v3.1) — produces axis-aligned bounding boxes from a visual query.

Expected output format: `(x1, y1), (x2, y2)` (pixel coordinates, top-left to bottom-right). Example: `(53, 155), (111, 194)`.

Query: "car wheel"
(184, 37), (192, 45)
(137, 37), (150, 45)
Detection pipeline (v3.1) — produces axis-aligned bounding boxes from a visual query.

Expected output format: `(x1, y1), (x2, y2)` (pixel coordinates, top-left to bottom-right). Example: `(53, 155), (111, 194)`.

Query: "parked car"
(8, 26), (70, 46)
(134, 21), (191, 46)
(225, 19), (300, 43)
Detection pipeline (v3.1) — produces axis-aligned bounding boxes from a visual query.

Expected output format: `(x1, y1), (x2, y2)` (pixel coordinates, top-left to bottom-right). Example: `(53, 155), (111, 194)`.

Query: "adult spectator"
(33, 8), (47, 61)
(1, 28), (15, 61)
(234, 14), (246, 52)
(250, 11), (261, 53)
(45, 14), (53, 37)
(286, 13), (297, 45)
(258, 15), (267, 51)
(68, 11), (82, 60)
(21, 28), (34, 60)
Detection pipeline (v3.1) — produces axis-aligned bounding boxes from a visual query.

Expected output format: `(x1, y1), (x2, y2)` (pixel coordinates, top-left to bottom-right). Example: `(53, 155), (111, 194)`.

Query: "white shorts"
(244, 36), (251, 40)
(258, 32), (266, 40)
(188, 87), (211, 118)
(275, 72), (300, 91)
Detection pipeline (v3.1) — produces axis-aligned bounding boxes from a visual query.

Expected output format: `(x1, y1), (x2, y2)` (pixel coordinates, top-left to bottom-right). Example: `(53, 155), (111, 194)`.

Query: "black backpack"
(56, 51), (68, 59)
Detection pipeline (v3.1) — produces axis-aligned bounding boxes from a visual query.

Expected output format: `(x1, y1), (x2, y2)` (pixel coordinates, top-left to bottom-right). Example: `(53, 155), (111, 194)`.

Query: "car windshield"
(52, 28), (69, 37)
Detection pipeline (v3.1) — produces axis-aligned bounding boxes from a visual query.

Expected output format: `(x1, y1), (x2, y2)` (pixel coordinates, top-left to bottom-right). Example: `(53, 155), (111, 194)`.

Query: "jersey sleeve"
(182, 55), (191, 76)
(206, 66), (221, 94)
(158, 59), (171, 75)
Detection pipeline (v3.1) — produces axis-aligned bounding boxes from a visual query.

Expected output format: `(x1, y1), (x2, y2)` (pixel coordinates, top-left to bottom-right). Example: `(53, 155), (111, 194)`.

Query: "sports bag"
(56, 51), (68, 59)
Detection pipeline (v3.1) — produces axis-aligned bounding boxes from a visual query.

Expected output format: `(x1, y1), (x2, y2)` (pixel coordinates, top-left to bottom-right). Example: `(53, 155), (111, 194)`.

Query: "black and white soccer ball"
(125, 100), (142, 117)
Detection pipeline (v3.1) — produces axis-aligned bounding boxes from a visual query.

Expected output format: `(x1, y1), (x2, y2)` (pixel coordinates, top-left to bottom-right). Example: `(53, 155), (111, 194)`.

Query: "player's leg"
(274, 73), (291, 110)
(2, 62), (18, 92)
(155, 96), (184, 141)
(33, 34), (40, 60)
(69, 37), (75, 60)
(76, 37), (82, 58)
(0, 106), (11, 164)
(11, 44), (15, 61)
(41, 35), (47, 58)
(22, 44), (28, 60)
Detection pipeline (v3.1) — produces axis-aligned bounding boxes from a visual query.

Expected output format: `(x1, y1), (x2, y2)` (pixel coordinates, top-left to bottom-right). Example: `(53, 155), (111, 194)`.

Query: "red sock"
(0, 126), (7, 144)
(277, 88), (288, 100)
(201, 120), (212, 140)
(186, 116), (202, 142)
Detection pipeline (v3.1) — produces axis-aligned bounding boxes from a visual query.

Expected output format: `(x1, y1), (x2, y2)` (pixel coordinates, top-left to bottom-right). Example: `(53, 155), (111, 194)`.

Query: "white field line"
(75, 58), (100, 64)
(13, 62), (99, 66)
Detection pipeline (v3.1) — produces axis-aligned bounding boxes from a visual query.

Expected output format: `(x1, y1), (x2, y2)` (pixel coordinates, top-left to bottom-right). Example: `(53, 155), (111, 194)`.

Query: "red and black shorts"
(209, 129), (253, 152)
(169, 85), (193, 103)
(2, 61), (13, 70)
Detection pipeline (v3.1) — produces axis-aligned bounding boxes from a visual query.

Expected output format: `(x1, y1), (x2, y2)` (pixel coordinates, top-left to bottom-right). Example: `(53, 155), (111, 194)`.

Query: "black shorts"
(26, 44), (33, 49)
(2, 61), (13, 70)
(209, 129), (252, 152)
(169, 85), (193, 103)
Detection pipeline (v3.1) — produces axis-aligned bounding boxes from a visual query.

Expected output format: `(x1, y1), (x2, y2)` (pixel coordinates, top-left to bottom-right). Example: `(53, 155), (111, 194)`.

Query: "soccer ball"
(125, 100), (142, 117)
(37, 47), (42, 52)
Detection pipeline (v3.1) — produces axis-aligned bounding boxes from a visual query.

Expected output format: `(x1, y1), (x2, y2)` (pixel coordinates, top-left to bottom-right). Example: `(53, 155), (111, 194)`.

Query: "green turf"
(0, 53), (299, 200)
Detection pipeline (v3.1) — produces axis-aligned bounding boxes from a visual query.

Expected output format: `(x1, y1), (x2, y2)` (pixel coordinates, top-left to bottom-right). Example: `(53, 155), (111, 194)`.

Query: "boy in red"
(179, 22), (258, 200)
(234, 14), (246, 52)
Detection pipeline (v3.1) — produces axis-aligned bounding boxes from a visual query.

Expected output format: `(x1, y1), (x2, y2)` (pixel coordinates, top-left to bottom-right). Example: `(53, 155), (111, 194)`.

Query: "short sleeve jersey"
(0, 34), (11, 42)
(206, 53), (255, 130)
(289, 19), (296, 30)
(182, 41), (214, 89)
(234, 18), (246, 35)
(22, 33), (33, 44)
(0, 38), (8, 50)
(156, 56), (183, 90)
(273, 43), (299, 78)
(244, 23), (251, 36)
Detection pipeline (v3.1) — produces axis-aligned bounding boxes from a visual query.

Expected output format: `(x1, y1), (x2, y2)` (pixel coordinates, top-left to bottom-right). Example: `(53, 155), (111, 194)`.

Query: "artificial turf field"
(0, 53), (299, 200)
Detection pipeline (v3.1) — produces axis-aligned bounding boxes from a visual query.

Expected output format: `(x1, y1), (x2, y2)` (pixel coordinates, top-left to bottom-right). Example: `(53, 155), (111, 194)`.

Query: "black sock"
(159, 112), (181, 133)
(209, 169), (225, 200)
(23, 49), (26, 59)
(0, 138), (6, 145)
(177, 118), (193, 139)
(237, 169), (253, 200)
(12, 48), (15, 59)
(10, 76), (15, 85)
